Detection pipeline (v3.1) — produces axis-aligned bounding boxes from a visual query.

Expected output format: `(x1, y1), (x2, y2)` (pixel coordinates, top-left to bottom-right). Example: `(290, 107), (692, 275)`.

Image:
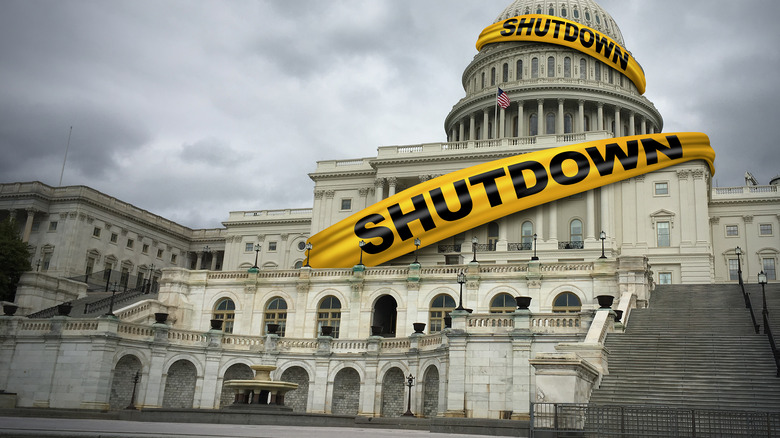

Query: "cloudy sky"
(1, 0), (778, 229)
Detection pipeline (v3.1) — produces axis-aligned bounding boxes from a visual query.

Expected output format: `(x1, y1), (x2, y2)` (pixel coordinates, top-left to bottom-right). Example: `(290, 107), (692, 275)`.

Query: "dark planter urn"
(320, 325), (334, 337)
(154, 312), (169, 324)
(413, 322), (426, 334)
(370, 325), (383, 336)
(614, 310), (623, 322)
(56, 302), (73, 316)
(266, 323), (280, 335)
(515, 296), (532, 310)
(210, 319), (223, 331)
(596, 295), (614, 309)
(3, 304), (18, 316)
(444, 315), (452, 329)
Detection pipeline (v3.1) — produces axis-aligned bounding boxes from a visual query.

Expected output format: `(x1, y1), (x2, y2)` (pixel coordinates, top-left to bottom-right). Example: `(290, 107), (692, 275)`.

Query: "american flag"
(497, 88), (511, 109)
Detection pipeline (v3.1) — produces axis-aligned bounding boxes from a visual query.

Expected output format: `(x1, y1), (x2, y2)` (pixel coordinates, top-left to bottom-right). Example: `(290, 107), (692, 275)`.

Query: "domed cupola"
(444, 0), (662, 149)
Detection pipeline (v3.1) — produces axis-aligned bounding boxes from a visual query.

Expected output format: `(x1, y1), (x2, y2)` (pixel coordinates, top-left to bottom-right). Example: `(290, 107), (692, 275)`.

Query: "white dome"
(494, 0), (625, 46)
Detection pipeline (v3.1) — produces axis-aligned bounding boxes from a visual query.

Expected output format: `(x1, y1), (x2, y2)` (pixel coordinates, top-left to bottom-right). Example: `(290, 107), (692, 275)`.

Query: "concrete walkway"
(0, 416), (495, 438)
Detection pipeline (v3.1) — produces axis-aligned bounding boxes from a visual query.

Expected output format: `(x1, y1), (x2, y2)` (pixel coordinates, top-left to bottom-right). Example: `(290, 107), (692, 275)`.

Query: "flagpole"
(494, 87), (499, 139)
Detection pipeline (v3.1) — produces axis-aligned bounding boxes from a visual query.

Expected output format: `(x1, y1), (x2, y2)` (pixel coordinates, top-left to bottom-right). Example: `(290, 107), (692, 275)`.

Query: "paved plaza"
(0, 416), (500, 438)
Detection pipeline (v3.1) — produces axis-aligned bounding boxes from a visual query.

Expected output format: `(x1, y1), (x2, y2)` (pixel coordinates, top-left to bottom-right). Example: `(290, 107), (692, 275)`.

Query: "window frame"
(657, 221), (671, 247)
(759, 223), (774, 236)
(658, 272), (672, 285)
(317, 296), (342, 338)
(489, 293), (516, 313)
(340, 198), (352, 211)
(725, 225), (739, 238)
(264, 297), (288, 336)
(213, 298), (236, 334)
(92, 227), (101, 238)
(654, 182), (669, 196)
(429, 294), (456, 333)
(552, 292), (582, 313)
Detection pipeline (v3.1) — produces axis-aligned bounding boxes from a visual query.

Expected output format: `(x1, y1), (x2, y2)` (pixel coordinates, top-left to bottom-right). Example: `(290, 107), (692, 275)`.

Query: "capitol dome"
(444, 0), (661, 148)
(494, 0), (625, 46)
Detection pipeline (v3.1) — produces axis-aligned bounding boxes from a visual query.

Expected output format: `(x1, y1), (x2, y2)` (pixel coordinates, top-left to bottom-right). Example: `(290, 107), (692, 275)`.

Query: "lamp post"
(759, 271), (768, 323)
(413, 238), (421, 265)
(145, 264), (155, 293)
(126, 371), (140, 410)
(471, 236), (478, 263)
(248, 244), (260, 273)
(531, 233), (539, 261)
(402, 374), (416, 417)
(358, 240), (366, 266)
(735, 246), (743, 285)
(599, 231), (607, 259)
(456, 271), (466, 311)
(304, 243), (313, 267)
(106, 282), (118, 317)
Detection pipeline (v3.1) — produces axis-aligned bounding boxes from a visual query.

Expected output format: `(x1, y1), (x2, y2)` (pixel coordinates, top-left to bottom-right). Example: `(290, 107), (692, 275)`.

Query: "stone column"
(199, 351), (222, 408)
(516, 101), (524, 137)
(586, 190), (596, 240)
(387, 177), (397, 197)
(459, 121), (465, 142)
(678, 170), (692, 246)
(311, 357), (330, 414)
(614, 107), (621, 137)
(469, 114), (476, 141)
(443, 324), (467, 417)
(374, 179), (384, 203)
(635, 175), (647, 246)
(535, 207), (545, 241)
(359, 357), (379, 416)
(597, 103), (604, 131)
(548, 201), (558, 242)
(640, 118), (647, 135)
(600, 185), (611, 238)
(499, 107), (506, 138)
(210, 252), (219, 271)
(537, 99), (544, 135)
(195, 252), (203, 270)
(628, 111), (635, 136)
(557, 98), (564, 134)
(578, 100), (585, 133)
(22, 208), (36, 242)
(497, 217), (508, 252)
(483, 109), (490, 140)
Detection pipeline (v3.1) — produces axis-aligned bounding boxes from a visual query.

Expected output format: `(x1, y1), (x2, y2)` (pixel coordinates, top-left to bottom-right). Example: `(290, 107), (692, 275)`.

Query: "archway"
(109, 354), (142, 410)
(331, 368), (360, 415)
(422, 365), (440, 418)
(219, 363), (253, 408)
(381, 367), (405, 417)
(162, 359), (197, 408)
(280, 366), (310, 413)
(372, 295), (397, 337)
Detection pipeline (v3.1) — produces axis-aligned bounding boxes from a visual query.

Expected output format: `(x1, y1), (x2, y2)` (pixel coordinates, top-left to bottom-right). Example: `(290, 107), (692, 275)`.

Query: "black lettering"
(586, 141), (639, 177)
(612, 45), (629, 71)
(430, 180), (473, 222)
(469, 168), (507, 207)
(508, 161), (548, 198)
(642, 135), (683, 166)
(579, 28), (594, 48)
(354, 214), (394, 254)
(550, 19), (566, 39)
(516, 17), (535, 36)
(594, 33), (615, 59)
(563, 23), (579, 42)
(550, 151), (590, 185)
(501, 19), (518, 37)
(388, 194), (437, 241)
(534, 18), (551, 37)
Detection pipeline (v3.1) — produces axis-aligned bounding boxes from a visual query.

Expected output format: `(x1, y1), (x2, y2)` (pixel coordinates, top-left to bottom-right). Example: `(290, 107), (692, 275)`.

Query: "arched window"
(488, 222), (499, 251)
(531, 58), (539, 78)
(573, 7), (579, 19)
(595, 62), (601, 81)
(608, 68), (614, 84)
(521, 221), (534, 250)
(545, 113), (555, 134)
(552, 292), (582, 313)
(547, 57), (555, 78)
(529, 113), (538, 136)
(564, 57), (571, 78)
(579, 59), (587, 79)
(570, 219), (583, 242)
(213, 298), (235, 334)
(585, 11), (591, 22)
(490, 293), (516, 313)
(536, 5), (542, 14)
(561, 6), (567, 17)
(429, 294), (456, 333)
(548, 5), (555, 15)
(595, 14), (601, 24)
(564, 114), (573, 133)
(502, 63), (509, 83)
(491, 67), (496, 86)
(293, 260), (303, 269)
(481, 72), (485, 89)
(265, 297), (287, 336)
(317, 296), (342, 338)
(516, 60), (523, 80)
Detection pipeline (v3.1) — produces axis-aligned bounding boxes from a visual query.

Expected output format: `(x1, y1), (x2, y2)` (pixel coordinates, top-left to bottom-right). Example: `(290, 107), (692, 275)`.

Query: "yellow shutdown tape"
(476, 14), (646, 94)
(307, 133), (714, 268)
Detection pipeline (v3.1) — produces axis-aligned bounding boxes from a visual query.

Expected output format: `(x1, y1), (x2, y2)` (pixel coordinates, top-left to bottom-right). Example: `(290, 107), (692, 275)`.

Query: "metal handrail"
(739, 275), (760, 334)
(763, 311), (780, 377)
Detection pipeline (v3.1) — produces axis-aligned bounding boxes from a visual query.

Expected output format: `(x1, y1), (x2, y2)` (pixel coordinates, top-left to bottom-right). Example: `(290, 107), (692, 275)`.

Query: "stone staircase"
(589, 284), (780, 412)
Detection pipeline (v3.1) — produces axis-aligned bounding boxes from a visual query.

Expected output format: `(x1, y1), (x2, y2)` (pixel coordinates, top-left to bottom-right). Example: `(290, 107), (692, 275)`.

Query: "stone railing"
(713, 185), (777, 197)
(530, 314), (584, 334)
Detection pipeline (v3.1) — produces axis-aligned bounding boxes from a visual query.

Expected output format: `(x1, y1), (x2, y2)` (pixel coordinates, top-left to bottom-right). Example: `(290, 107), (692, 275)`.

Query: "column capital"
(557, 98), (565, 105)
(374, 178), (385, 188)
(578, 99), (586, 105)
(537, 98), (545, 105)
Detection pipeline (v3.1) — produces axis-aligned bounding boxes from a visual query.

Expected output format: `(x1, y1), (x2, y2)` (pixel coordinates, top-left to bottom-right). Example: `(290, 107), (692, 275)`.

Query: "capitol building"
(1, 0), (778, 424)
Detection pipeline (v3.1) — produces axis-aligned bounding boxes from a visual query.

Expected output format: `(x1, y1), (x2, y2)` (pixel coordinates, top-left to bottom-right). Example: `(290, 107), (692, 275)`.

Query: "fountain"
(224, 365), (298, 411)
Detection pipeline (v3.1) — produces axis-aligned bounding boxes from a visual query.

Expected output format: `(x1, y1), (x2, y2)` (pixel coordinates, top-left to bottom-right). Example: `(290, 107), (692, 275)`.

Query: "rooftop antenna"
(745, 171), (758, 186)
(59, 126), (72, 187)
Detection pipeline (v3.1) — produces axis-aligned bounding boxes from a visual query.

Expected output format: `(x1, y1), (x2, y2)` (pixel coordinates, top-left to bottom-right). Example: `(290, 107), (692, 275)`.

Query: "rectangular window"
(725, 225), (739, 237)
(92, 227), (101, 238)
(764, 258), (777, 280)
(654, 182), (668, 196)
(728, 259), (739, 281)
(268, 241), (277, 251)
(142, 244), (149, 254)
(110, 233), (118, 243)
(340, 198), (352, 210)
(658, 272), (672, 285)
(657, 221), (670, 247)
(126, 239), (134, 249)
(245, 242), (254, 252)
(170, 254), (177, 264)
(759, 224), (773, 236)
(48, 221), (58, 231)
(31, 221), (40, 232)
(445, 255), (460, 265)
(42, 252), (53, 271)
(157, 249), (164, 259)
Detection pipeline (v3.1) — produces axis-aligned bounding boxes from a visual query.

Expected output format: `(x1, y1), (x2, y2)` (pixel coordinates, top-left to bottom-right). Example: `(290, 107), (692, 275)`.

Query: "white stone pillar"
(444, 330), (467, 417)
(537, 99), (544, 135)
(548, 201), (558, 242)
(535, 206), (545, 241)
(516, 101), (524, 137)
(497, 217), (508, 252)
(600, 185), (611, 237)
(597, 103), (604, 131)
(374, 179), (384, 203)
(586, 190), (596, 240)
(614, 107), (621, 137)
(557, 99), (565, 134)
(678, 170), (692, 246)
(628, 112), (635, 136)
(635, 175), (647, 246)
(482, 110), (489, 140)
(210, 252), (219, 271)
(469, 114), (476, 141)
(459, 121), (465, 142)
(499, 107), (506, 138)
(693, 169), (709, 244)
(640, 118), (647, 135)
(199, 352), (222, 408)
(196, 252), (203, 270)
(22, 209), (35, 242)
(578, 100), (585, 133)
(387, 177), (397, 197)
(311, 358), (330, 414)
